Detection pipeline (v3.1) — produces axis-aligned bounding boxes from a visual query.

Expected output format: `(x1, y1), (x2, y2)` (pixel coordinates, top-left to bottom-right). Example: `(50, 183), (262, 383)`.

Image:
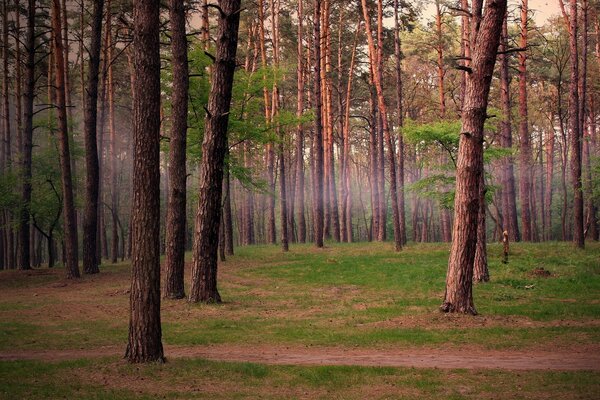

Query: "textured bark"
(499, 16), (520, 242)
(82, 0), (104, 274)
(312, 0), (324, 248)
(569, 0), (584, 248)
(125, 0), (164, 363)
(518, 0), (533, 241)
(189, 0), (241, 302)
(360, 0), (402, 251)
(52, 0), (79, 279)
(163, 0), (188, 300)
(474, 171), (489, 282)
(442, 0), (506, 314)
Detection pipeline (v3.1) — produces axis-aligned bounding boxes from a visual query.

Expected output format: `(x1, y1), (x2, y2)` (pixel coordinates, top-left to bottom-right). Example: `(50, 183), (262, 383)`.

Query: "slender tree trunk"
(474, 171), (489, 282)
(163, 0), (188, 299)
(189, 0), (242, 302)
(569, 0), (584, 248)
(16, 0), (31, 270)
(82, 0), (103, 274)
(52, 0), (79, 279)
(125, 0), (164, 363)
(107, 11), (119, 264)
(312, 0), (324, 248)
(342, 21), (360, 243)
(545, 116), (555, 241)
(394, 0), (407, 245)
(295, 0), (306, 243)
(442, 0), (506, 314)
(518, 0), (533, 241)
(361, 0), (402, 250)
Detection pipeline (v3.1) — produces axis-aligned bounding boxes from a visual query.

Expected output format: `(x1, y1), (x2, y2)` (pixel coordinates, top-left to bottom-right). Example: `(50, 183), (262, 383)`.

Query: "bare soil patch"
(2, 344), (599, 371)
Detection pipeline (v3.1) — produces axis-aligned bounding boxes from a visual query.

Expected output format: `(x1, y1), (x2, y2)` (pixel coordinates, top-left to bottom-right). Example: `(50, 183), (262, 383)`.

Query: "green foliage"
(408, 174), (455, 209)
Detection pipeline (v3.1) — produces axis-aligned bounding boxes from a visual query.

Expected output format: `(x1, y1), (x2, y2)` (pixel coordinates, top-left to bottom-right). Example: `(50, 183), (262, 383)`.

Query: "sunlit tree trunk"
(295, 0), (306, 243)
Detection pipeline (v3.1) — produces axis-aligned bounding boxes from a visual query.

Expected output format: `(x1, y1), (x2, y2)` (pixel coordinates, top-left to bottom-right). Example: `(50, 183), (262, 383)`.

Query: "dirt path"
(1, 344), (599, 371)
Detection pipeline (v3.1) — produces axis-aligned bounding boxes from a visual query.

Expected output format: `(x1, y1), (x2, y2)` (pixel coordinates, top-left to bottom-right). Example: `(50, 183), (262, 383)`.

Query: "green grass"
(0, 241), (599, 398)
(1, 357), (599, 399)
(0, 242), (599, 351)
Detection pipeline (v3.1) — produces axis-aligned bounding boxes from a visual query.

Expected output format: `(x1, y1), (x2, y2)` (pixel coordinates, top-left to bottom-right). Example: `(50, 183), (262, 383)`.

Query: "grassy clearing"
(0, 242), (599, 352)
(1, 357), (599, 400)
(1, 242), (599, 398)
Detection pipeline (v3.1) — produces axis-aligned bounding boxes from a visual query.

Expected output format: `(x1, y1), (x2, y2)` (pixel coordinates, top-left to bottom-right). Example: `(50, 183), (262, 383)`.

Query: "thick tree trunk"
(569, 0), (584, 248)
(441, 0), (506, 314)
(189, 0), (242, 302)
(82, 0), (104, 274)
(163, 0), (188, 300)
(51, 0), (79, 279)
(125, 0), (164, 363)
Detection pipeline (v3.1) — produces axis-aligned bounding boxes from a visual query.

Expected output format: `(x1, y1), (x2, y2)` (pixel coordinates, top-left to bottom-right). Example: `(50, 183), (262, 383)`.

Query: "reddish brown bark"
(442, 0), (506, 314)
(360, 0), (402, 251)
(312, 0), (324, 248)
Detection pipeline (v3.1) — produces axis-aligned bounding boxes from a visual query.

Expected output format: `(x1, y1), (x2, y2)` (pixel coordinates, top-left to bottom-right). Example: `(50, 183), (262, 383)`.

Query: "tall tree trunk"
(82, 0), (104, 274)
(342, 21), (360, 243)
(52, 0), (79, 279)
(312, 0), (324, 248)
(518, 0), (533, 241)
(394, 0), (406, 245)
(2, 0), (13, 269)
(361, 0), (402, 251)
(295, 0), (306, 243)
(107, 9), (119, 264)
(125, 0), (164, 363)
(569, 0), (584, 248)
(164, 0), (188, 299)
(441, 0), (506, 314)
(189, 0), (242, 302)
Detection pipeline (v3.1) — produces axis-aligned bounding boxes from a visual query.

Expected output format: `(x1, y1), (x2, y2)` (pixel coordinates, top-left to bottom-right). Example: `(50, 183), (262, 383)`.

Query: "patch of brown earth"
(2, 344), (599, 371)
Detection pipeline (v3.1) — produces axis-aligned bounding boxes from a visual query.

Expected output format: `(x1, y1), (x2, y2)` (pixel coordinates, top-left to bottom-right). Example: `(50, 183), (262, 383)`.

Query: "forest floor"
(1, 242), (599, 399)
